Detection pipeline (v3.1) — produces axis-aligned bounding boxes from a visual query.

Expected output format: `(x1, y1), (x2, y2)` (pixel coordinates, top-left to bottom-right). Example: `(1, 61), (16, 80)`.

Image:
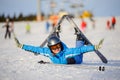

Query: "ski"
(65, 15), (108, 64)
(40, 15), (67, 47)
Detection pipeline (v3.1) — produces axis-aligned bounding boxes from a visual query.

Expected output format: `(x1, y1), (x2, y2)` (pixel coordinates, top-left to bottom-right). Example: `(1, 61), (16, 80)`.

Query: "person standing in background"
(45, 20), (50, 33)
(111, 16), (116, 30)
(50, 14), (59, 29)
(26, 23), (31, 33)
(2, 18), (11, 39)
(106, 20), (111, 30)
(80, 19), (87, 33)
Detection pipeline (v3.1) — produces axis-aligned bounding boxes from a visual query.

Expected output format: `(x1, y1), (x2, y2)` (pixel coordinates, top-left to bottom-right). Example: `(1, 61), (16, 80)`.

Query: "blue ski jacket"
(22, 42), (95, 64)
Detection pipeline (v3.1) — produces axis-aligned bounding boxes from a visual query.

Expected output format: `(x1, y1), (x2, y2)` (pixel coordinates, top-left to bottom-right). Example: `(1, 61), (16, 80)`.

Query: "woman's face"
(50, 43), (61, 55)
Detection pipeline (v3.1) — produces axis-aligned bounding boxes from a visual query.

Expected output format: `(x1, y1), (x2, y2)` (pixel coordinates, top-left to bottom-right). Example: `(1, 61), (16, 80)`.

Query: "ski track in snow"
(0, 17), (120, 80)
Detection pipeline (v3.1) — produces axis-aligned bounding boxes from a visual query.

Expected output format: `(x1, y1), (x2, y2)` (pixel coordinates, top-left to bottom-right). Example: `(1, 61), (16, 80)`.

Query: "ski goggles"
(50, 43), (61, 50)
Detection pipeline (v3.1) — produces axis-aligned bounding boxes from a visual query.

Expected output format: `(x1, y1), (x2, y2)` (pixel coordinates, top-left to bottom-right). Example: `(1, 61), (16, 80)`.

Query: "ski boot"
(74, 28), (89, 45)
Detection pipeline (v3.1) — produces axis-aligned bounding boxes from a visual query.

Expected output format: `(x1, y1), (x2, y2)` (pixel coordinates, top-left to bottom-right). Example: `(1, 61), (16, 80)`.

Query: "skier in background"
(2, 18), (11, 39)
(111, 16), (116, 30)
(45, 19), (50, 33)
(14, 33), (103, 64)
(80, 19), (87, 32)
(106, 20), (111, 30)
(50, 14), (59, 29)
(26, 23), (31, 33)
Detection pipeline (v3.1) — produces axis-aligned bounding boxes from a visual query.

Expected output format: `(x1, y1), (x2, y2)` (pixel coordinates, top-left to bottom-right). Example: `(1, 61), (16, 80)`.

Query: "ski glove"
(14, 36), (23, 48)
(95, 39), (104, 50)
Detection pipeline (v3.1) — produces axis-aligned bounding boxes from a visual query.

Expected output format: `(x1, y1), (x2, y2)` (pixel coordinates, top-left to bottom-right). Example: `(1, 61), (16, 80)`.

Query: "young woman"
(14, 35), (103, 64)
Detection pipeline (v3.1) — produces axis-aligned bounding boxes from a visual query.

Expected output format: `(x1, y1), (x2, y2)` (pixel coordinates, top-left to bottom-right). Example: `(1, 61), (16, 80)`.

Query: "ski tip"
(103, 59), (108, 64)
(104, 61), (108, 64)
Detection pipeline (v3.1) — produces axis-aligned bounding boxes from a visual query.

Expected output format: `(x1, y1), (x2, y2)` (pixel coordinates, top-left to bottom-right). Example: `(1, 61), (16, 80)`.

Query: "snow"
(0, 16), (120, 80)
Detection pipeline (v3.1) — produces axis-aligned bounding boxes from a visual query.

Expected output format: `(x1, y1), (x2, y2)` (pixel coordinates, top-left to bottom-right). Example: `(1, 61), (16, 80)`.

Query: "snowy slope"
(0, 16), (120, 80)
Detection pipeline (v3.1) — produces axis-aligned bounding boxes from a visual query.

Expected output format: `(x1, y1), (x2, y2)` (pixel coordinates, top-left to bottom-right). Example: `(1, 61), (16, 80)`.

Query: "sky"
(0, 0), (120, 17)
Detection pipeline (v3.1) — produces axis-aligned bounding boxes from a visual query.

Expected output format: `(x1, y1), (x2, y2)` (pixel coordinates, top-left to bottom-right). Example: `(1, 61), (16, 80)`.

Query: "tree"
(13, 13), (17, 21)
(0, 14), (5, 22)
(18, 13), (23, 21)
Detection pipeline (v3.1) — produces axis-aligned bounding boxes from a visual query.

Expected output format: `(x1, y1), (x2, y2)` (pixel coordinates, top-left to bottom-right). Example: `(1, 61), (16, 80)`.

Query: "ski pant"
(67, 40), (84, 64)
(111, 23), (115, 29)
(5, 30), (11, 39)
